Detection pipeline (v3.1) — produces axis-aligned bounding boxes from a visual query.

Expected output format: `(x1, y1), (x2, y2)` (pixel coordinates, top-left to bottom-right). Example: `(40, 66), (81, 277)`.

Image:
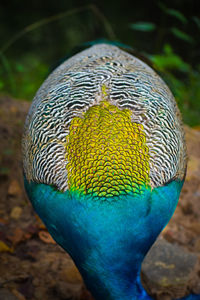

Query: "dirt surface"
(0, 96), (199, 300)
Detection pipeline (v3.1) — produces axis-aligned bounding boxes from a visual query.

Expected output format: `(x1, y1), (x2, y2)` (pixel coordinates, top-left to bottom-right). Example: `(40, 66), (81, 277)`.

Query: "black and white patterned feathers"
(22, 44), (187, 191)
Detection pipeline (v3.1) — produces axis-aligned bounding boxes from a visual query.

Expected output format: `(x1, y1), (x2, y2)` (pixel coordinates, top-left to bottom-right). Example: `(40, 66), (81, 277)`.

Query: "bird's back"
(22, 44), (187, 300)
(23, 43), (186, 195)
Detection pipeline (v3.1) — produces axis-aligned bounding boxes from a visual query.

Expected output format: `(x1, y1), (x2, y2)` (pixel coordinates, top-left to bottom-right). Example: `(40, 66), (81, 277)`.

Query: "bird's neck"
(78, 251), (152, 300)
(25, 179), (183, 300)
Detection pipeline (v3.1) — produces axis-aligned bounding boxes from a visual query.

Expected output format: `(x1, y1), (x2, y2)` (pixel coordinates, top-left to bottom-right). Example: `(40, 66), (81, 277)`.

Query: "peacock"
(22, 44), (199, 300)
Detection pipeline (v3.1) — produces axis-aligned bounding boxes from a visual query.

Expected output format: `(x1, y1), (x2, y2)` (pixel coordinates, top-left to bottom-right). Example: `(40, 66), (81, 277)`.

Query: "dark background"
(0, 2), (200, 299)
(0, 0), (200, 125)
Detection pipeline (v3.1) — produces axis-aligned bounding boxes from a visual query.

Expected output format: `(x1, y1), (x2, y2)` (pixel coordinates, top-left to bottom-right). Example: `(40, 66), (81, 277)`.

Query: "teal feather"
(22, 43), (199, 299)
(25, 178), (183, 300)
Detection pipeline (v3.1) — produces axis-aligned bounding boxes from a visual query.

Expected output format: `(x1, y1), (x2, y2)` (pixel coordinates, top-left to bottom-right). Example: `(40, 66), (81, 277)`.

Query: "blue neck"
(25, 179), (183, 300)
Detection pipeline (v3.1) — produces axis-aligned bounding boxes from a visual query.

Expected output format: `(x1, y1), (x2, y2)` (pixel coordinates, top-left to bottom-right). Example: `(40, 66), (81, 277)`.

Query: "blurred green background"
(0, 0), (200, 126)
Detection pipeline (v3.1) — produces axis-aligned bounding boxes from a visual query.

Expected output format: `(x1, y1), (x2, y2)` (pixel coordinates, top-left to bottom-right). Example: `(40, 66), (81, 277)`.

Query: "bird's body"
(23, 44), (192, 299)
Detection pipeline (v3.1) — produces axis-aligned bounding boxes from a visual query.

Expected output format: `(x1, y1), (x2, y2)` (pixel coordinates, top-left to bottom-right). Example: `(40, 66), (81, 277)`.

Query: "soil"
(0, 96), (199, 300)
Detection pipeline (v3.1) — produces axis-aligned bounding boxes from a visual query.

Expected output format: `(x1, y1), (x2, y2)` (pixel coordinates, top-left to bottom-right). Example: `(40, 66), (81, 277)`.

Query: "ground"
(0, 96), (199, 300)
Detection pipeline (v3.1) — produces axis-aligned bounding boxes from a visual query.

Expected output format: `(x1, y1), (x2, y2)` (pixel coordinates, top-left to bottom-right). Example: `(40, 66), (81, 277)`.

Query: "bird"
(22, 43), (199, 300)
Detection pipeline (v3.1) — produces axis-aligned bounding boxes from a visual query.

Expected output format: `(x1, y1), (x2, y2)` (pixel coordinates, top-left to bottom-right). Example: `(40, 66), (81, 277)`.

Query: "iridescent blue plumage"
(22, 44), (199, 299)
(25, 178), (184, 300)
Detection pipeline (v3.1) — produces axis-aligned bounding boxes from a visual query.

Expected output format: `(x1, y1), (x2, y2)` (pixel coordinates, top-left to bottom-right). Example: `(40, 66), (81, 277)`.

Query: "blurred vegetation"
(0, 0), (200, 126)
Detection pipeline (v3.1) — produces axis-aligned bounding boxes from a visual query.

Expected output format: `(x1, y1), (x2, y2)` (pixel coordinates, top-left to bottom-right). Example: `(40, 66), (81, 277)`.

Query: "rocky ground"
(0, 96), (199, 300)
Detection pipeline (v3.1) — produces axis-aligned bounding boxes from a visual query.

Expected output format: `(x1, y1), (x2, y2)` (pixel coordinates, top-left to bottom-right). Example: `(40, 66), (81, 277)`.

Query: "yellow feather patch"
(65, 100), (150, 197)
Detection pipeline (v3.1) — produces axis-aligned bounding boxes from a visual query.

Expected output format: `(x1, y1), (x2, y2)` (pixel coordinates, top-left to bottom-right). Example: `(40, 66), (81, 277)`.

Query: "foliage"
(129, 22), (156, 32)
(170, 27), (194, 44)
(0, 54), (48, 100)
(149, 45), (200, 126)
(0, 1), (199, 125)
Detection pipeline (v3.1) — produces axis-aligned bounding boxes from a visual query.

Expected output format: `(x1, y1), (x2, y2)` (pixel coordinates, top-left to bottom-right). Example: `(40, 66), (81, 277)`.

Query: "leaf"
(35, 214), (46, 229)
(171, 27), (194, 44)
(150, 44), (190, 72)
(158, 3), (187, 24)
(11, 289), (26, 300)
(0, 240), (13, 253)
(10, 206), (22, 219)
(38, 230), (56, 244)
(163, 44), (172, 55)
(166, 9), (187, 24)
(129, 22), (156, 32)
